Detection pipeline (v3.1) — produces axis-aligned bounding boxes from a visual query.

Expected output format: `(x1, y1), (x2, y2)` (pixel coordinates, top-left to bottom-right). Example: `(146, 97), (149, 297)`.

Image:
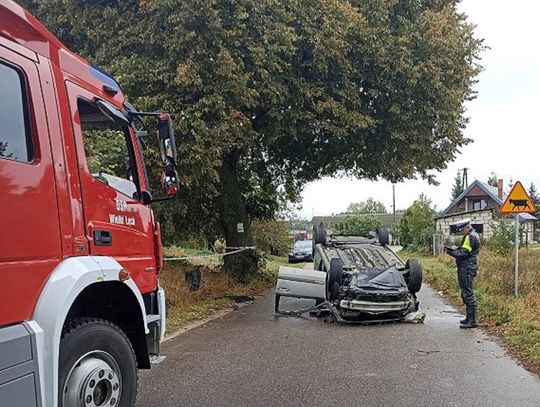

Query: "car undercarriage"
(275, 226), (424, 323)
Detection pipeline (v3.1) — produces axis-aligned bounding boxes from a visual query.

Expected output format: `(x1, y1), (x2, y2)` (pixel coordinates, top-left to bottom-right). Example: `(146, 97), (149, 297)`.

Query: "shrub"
(251, 219), (291, 256)
(337, 214), (380, 236)
(397, 194), (436, 251)
(487, 217), (519, 254)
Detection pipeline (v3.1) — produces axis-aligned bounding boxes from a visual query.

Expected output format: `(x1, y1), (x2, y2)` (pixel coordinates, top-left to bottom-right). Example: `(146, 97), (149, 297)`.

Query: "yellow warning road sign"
(500, 181), (537, 214)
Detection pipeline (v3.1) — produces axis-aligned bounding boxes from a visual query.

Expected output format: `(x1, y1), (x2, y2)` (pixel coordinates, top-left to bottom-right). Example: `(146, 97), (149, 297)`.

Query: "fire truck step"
(146, 314), (160, 324)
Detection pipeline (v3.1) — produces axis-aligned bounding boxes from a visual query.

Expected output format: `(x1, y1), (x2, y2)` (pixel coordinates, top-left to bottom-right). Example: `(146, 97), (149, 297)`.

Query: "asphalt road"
(137, 285), (540, 407)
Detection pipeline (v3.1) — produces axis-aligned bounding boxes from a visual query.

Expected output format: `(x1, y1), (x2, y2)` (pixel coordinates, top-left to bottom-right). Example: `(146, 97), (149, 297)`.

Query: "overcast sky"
(298, 0), (540, 219)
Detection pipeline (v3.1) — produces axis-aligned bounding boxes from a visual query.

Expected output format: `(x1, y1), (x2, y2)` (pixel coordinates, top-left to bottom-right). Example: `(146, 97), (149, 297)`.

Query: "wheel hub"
(63, 352), (121, 407)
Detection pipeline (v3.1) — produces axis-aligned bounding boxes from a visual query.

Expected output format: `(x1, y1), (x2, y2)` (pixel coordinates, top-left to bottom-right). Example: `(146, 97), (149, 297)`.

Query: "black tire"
(377, 226), (390, 246)
(59, 318), (138, 407)
(326, 258), (344, 301)
(313, 225), (327, 245)
(313, 249), (323, 271)
(405, 259), (423, 294)
(288, 255), (294, 263)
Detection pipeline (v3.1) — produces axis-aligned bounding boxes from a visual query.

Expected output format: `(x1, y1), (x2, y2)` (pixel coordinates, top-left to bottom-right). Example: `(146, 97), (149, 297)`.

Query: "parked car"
(288, 240), (313, 263)
(276, 226), (423, 322)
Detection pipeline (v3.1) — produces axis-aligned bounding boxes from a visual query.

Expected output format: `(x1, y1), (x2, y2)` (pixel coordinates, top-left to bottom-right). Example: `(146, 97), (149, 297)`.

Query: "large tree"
(22, 0), (483, 263)
(346, 198), (387, 214)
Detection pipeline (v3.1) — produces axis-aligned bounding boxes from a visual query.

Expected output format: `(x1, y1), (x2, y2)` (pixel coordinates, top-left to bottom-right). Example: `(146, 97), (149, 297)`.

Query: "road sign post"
(514, 214), (520, 298)
(499, 181), (536, 299)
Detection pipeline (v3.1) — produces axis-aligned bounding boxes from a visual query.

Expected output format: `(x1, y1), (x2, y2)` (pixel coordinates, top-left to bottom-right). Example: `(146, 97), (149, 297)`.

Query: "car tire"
(326, 258), (344, 301)
(405, 259), (423, 294)
(288, 255), (294, 263)
(313, 246), (323, 270)
(59, 318), (138, 407)
(313, 225), (327, 245)
(377, 226), (390, 246)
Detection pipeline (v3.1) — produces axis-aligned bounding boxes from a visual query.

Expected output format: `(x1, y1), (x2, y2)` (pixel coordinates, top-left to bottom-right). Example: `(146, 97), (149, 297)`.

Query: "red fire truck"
(0, 2), (178, 406)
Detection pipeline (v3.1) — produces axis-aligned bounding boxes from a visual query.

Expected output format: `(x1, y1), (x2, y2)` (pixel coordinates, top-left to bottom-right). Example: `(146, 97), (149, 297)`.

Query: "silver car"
(276, 226), (423, 322)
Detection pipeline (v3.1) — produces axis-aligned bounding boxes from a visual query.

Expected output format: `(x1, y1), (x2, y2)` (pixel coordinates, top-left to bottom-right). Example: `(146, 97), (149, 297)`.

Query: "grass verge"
(160, 247), (303, 333)
(402, 249), (540, 376)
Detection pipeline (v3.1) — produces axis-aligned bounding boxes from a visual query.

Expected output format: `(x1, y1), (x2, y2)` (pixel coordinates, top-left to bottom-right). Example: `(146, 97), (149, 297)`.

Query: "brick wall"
(435, 209), (494, 239)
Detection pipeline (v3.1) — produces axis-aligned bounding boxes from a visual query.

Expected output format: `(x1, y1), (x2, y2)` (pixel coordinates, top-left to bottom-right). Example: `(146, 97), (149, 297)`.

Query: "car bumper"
(292, 254), (312, 261)
(339, 298), (410, 314)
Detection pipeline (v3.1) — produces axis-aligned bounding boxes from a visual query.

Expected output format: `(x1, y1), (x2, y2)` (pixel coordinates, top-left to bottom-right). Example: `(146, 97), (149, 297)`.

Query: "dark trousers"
(457, 269), (477, 308)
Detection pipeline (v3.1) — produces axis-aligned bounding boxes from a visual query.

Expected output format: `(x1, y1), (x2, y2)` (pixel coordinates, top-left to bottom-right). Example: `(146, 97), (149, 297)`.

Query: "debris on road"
(404, 311), (426, 323)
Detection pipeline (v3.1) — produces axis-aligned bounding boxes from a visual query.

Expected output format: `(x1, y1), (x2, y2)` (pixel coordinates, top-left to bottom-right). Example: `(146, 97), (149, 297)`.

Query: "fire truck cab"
(0, 2), (177, 406)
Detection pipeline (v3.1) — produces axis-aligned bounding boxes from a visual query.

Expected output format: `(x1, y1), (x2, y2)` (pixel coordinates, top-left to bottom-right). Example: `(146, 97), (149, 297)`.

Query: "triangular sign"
(500, 181), (537, 214)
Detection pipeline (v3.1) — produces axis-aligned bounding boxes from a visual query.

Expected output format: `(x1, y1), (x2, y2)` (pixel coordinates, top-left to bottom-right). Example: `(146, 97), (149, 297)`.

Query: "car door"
(65, 81), (157, 293)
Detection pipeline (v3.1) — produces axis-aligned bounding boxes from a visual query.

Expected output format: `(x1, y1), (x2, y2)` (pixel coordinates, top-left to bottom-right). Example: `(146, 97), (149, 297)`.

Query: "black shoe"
(459, 316), (469, 324)
(460, 308), (478, 329)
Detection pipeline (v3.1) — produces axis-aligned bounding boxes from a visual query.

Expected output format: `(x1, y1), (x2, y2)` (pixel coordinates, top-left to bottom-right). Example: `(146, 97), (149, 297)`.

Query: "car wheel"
(326, 258), (344, 301)
(288, 255), (294, 263)
(313, 247), (323, 271)
(313, 225), (327, 245)
(59, 318), (138, 407)
(405, 259), (423, 293)
(377, 226), (390, 246)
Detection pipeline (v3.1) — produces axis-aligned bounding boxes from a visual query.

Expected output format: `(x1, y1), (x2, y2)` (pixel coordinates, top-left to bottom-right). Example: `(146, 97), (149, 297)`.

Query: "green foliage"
(528, 182), (540, 216)
(21, 0), (484, 248)
(397, 194), (436, 251)
(487, 172), (498, 186)
(451, 169), (464, 200)
(487, 217), (516, 254)
(337, 214), (380, 236)
(251, 220), (291, 256)
(346, 198), (387, 214)
(0, 141), (11, 158)
(84, 130), (128, 177)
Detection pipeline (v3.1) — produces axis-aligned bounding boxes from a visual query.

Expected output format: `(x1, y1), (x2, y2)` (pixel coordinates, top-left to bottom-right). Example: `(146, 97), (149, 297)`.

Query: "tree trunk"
(218, 150), (252, 248)
(218, 151), (259, 282)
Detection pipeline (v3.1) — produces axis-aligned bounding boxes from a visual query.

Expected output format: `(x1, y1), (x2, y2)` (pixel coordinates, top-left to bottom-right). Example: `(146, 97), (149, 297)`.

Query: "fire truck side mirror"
(160, 168), (179, 197)
(157, 113), (177, 166)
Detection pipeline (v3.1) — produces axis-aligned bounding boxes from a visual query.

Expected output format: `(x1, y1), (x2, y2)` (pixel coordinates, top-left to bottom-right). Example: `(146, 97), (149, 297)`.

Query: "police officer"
(445, 219), (480, 329)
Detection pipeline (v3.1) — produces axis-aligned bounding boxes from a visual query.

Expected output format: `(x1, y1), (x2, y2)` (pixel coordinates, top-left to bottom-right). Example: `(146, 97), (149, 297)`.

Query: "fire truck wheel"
(59, 318), (138, 407)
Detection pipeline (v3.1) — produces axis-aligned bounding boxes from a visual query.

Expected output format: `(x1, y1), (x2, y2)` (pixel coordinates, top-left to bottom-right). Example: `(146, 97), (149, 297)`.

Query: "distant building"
(435, 178), (536, 242)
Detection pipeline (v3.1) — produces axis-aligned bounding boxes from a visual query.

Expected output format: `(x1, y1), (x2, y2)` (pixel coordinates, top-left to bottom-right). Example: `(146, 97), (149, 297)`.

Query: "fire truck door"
(0, 44), (62, 325)
(65, 81), (157, 293)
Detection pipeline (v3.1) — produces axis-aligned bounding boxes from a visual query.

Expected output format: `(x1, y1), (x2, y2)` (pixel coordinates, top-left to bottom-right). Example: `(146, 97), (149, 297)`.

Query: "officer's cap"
(452, 218), (471, 232)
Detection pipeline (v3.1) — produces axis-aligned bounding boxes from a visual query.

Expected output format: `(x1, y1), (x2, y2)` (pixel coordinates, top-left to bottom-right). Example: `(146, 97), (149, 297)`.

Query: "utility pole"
(392, 184), (396, 225)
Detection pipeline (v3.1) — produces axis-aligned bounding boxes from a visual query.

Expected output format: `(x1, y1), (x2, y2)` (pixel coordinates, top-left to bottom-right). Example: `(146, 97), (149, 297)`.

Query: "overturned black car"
(275, 226), (423, 323)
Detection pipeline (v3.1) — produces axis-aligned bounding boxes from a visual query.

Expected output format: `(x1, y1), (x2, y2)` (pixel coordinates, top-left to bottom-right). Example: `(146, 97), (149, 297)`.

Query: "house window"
(472, 199), (487, 210)
(472, 224), (484, 234)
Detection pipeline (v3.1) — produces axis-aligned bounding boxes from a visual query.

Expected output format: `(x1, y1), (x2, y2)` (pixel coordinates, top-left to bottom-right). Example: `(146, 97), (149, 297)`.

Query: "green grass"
(402, 250), (540, 376)
(160, 249), (297, 333)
